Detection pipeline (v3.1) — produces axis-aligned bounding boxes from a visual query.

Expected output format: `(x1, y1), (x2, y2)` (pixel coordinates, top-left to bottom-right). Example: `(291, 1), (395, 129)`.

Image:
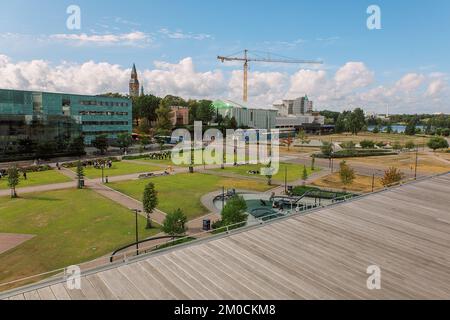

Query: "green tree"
(339, 161), (355, 189)
(7, 166), (20, 198)
(297, 129), (310, 150)
(341, 141), (356, 150)
(335, 112), (350, 133)
(372, 126), (380, 134)
(385, 123), (393, 134)
(92, 134), (109, 155)
(69, 136), (85, 155)
(347, 108), (366, 135)
(136, 94), (161, 126)
(404, 119), (418, 136)
(76, 161), (84, 189)
(195, 100), (215, 124)
(360, 140), (375, 149)
(155, 101), (173, 134)
(321, 141), (333, 157)
(162, 208), (188, 239)
(427, 136), (449, 151)
(143, 182), (158, 229)
(264, 161), (274, 185)
(302, 165), (308, 185)
(116, 133), (133, 153)
(139, 136), (151, 154)
(221, 195), (248, 229)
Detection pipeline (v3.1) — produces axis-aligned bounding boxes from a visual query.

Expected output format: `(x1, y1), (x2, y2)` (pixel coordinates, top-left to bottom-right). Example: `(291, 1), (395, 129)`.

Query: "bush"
(427, 136), (449, 151)
(340, 141), (356, 150)
(360, 140), (375, 149)
(62, 157), (120, 168)
(315, 149), (396, 159)
(290, 186), (352, 199)
(19, 165), (52, 173)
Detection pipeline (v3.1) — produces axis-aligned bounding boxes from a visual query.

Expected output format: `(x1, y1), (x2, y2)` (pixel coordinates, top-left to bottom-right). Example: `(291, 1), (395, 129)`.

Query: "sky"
(0, 0), (449, 114)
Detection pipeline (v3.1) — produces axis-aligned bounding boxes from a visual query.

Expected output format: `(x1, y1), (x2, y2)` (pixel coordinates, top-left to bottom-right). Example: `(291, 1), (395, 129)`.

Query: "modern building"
(169, 106), (189, 126)
(0, 89), (132, 149)
(212, 100), (278, 130)
(129, 63), (140, 97)
(274, 95), (325, 132)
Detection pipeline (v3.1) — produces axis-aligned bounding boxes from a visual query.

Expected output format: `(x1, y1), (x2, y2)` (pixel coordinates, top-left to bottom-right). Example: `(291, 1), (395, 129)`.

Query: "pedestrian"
(23, 171), (27, 180)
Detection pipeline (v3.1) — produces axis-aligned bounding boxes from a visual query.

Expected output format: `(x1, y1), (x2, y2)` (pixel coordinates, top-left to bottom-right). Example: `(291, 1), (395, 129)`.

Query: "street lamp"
(414, 147), (419, 180)
(131, 209), (142, 256)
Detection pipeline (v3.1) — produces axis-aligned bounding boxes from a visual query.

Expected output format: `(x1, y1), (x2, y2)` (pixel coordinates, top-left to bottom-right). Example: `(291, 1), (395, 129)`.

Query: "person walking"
(23, 171), (27, 180)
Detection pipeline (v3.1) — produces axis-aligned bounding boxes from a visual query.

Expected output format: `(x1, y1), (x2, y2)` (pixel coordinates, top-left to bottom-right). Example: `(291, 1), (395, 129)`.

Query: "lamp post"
(414, 147), (419, 180)
(371, 173), (375, 193)
(101, 164), (104, 183)
(131, 209), (142, 256)
(284, 166), (287, 194)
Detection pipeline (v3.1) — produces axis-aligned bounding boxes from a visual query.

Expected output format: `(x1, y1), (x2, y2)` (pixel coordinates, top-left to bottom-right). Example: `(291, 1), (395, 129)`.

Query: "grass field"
(211, 162), (319, 182)
(0, 189), (160, 288)
(317, 132), (430, 145)
(0, 170), (71, 190)
(311, 173), (384, 193)
(109, 173), (275, 220)
(345, 152), (450, 174)
(70, 161), (162, 179)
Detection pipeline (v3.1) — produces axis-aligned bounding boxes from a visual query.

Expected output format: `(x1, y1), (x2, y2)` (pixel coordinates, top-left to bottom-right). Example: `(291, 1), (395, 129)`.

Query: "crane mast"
(218, 49), (323, 102)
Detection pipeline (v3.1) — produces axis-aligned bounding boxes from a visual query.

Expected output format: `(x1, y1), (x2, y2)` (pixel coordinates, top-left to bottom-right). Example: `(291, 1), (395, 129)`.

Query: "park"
(0, 129), (449, 291)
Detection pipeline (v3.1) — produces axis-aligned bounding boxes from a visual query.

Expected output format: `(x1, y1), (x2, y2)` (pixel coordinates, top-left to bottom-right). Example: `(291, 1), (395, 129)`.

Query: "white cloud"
(50, 31), (151, 46)
(158, 28), (213, 40)
(0, 54), (448, 113)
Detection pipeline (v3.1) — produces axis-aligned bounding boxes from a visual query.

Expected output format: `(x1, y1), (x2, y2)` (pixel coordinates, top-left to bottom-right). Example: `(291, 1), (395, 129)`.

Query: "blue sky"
(0, 0), (449, 113)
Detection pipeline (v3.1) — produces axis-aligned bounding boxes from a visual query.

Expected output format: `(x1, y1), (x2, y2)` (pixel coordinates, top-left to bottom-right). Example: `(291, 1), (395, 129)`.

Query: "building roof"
(2, 173), (450, 300)
(213, 99), (278, 111)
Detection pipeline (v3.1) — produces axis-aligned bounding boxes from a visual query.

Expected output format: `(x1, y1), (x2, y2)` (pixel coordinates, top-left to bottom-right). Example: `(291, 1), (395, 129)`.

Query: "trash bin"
(203, 219), (211, 231)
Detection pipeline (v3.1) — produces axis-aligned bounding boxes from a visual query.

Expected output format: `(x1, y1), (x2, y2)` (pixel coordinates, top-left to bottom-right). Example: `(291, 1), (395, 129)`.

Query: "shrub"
(427, 136), (449, 151)
(405, 141), (416, 150)
(360, 140), (375, 149)
(381, 167), (404, 187)
(340, 141), (356, 149)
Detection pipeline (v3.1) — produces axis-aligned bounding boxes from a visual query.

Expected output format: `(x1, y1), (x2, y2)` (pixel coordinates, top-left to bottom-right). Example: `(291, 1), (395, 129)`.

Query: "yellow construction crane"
(218, 49), (323, 102)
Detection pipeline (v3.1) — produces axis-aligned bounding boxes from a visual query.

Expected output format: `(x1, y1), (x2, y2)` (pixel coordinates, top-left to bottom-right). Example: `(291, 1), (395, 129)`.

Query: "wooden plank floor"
(3, 173), (450, 300)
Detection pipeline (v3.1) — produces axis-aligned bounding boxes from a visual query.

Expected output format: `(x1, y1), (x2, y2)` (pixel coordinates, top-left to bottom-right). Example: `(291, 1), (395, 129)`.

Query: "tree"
(155, 101), (173, 134)
(116, 133), (133, 153)
(297, 129), (310, 150)
(139, 136), (151, 154)
(195, 100), (214, 124)
(392, 141), (403, 151)
(405, 141), (416, 150)
(347, 108), (366, 135)
(321, 141), (333, 157)
(427, 136), (449, 151)
(162, 208), (187, 239)
(221, 195), (248, 228)
(76, 161), (84, 189)
(7, 166), (19, 198)
(264, 161), (274, 185)
(381, 167), (404, 187)
(372, 126), (380, 134)
(404, 119), (418, 136)
(142, 182), (158, 229)
(335, 112), (350, 133)
(341, 141), (356, 150)
(339, 161), (355, 189)
(385, 123), (393, 134)
(69, 136), (85, 155)
(360, 140), (375, 149)
(302, 165), (308, 185)
(92, 134), (109, 155)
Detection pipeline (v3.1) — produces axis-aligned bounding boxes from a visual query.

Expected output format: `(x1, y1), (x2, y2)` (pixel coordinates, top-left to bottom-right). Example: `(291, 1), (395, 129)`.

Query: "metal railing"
(0, 170), (448, 298)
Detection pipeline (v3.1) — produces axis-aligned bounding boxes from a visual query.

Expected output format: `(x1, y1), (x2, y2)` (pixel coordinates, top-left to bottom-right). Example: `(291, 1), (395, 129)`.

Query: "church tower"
(129, 63), (140, 97)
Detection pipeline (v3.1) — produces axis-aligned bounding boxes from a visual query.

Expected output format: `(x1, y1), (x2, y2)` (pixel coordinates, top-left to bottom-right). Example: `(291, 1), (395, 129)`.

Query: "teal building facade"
(0, 89), (132, 160)
(0, 89), (132, 145)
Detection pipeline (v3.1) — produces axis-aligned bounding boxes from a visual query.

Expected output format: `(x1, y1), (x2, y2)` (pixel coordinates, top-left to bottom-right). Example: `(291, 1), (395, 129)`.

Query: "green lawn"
(109, 173), (275, 220)
(0, 170), (72, 190)
(0, 189), (160, 288)
(137, 149), (250, 167)
(70, 161), (163, 179)
(211, 162), (319, 182)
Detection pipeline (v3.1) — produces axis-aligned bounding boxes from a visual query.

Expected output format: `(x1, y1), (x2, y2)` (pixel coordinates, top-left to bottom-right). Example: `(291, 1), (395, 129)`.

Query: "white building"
(212, 100), (278, 130)
(274, 95), (324, 129)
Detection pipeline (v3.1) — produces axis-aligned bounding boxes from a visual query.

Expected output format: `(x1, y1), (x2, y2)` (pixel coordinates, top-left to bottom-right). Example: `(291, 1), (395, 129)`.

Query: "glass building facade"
(0, 89), (132, 159)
